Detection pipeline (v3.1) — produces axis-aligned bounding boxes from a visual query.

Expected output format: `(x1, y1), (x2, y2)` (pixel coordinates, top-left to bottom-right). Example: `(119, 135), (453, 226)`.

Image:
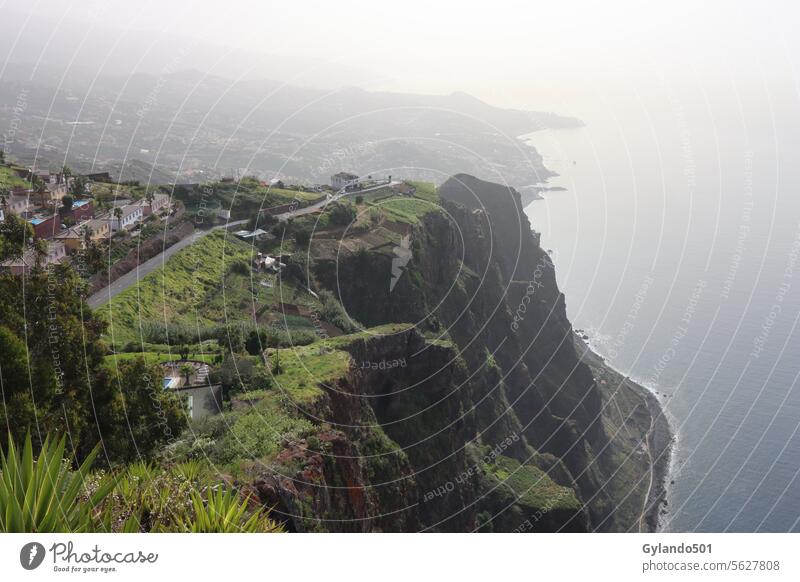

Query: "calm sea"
(521, 86), (800, 532)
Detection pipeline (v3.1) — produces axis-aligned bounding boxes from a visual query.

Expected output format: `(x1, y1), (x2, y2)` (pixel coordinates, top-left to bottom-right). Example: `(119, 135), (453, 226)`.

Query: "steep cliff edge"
(247, 325), (585, 532)
(305, 174), (665, 531)
(185, 173), (666, 532)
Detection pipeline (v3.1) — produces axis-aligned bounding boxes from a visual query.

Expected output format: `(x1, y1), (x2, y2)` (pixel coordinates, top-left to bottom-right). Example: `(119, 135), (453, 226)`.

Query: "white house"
(136, 193), (170, 216)
(110, 204), (143, 231)
(2, 194), (36, 217)
(331, 172), (359, 190)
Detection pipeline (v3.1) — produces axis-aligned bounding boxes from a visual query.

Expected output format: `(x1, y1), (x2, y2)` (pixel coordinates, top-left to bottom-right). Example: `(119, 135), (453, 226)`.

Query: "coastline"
(573, 334), (673, 532)
(519, 128), (673, 531)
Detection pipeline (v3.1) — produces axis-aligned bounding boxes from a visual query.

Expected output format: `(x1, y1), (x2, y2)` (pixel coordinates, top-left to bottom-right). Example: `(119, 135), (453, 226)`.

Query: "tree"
(179, 363), (194, 385)
(0, 263), (187, 462)
(31, 175), (49, 208)
(69, 175), (87, 197)
(0, 149), (5, 164)
(81, 224), (93, 248)
(61, 194), (74, 212)
(245, 329), (265, 356)
(98, 358), (187, 462)
(179, 344), (190, 361)
(271, 350), (283, 375)
(294, 228), (311, 246)
(0, 265), (105, 453)
(60, 164), (72, 185)
(33, 238), (47, 266)
(0, 211), (32, 261)
(329, 202), (357, 226)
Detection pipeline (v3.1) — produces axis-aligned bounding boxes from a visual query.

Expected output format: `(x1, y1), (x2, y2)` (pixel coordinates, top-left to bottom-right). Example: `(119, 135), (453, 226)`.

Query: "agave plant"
(182, 487), (283, 533)
(0, 434), (115, 532)
(174, 459), (204, 483)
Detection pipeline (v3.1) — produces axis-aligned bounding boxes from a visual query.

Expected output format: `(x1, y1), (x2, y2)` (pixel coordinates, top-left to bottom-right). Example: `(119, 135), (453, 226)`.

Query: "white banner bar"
(1, 533), (798, 581)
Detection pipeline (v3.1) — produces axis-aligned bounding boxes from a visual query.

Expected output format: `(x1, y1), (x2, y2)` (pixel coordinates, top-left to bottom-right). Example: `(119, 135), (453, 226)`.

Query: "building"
(135, 193), (170, 217)
(392, 182), (417, 196)
(62, 199), (94, 221)
(52, 217), (105, 253)
(160, 360), (222, 421)
(253, 252), (282, 272)
(331, 172), (359, 190)
(0, 241), (67, 275)
(149, 193), (170, 215)
(46, 182), (68, 204)
(110, 204), (143, 231)
(53, 226), (85, 253)
(2, 194), (36, 217)
(84, 218), (111, 241)
(28, 214), (61, 239)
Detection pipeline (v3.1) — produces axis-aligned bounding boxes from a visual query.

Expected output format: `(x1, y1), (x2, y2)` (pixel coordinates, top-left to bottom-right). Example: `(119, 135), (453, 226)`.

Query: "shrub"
(0, 434), (115, 533)
(228, 258), (251, 276)
(329, 202), (356, 226)
(294, 228), (311, 246)
(318, 289), (361, 333)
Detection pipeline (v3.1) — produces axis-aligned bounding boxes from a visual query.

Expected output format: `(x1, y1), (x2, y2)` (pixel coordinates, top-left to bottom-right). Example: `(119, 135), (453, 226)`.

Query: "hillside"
(102, 173), (668, 532)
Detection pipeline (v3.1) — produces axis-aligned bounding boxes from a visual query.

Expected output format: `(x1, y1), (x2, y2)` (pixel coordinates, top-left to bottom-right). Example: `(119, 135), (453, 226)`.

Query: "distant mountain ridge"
(1, 54), (579, 186)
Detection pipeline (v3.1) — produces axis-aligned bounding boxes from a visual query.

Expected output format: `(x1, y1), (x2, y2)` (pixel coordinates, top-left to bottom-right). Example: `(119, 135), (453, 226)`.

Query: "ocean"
(521, 87), (800, 532)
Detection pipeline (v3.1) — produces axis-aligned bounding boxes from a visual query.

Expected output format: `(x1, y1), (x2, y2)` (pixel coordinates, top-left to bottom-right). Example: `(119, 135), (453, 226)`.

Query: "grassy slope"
(484, 454), (581, 512)
(213, 178), (322, 208)
(100, 231), (254, 346)
(362, 181), (441, 225)
(186, 324), (412, 471)
(0, 165), (29, 190)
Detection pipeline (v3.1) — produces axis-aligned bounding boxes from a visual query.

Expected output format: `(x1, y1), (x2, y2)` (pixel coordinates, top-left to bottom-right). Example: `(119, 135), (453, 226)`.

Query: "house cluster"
(1, 163), (171, 274)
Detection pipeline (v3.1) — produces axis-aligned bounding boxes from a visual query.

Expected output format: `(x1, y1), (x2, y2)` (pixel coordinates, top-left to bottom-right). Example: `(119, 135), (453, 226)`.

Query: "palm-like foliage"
(0, 434), (115, 532)
(1, 434), (283, 533)
(184, 487), (283, 533)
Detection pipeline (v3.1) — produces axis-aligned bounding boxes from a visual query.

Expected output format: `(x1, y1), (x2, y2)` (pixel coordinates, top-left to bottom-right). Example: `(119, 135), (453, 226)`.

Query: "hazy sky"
(2, 0), (799, 113)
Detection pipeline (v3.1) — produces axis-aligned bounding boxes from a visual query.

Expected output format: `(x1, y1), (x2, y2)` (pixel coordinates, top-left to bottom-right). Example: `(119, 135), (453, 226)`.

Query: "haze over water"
(523, 79), (800, 532)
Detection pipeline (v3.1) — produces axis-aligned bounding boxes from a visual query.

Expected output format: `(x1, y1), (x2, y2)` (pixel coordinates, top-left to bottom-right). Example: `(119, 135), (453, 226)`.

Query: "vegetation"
(0, 213), (33, 261)
(481, 452), (581, 513)
(0, 164), (29, 190)
(0, 434), (114, 533)
(0, 434), (283, 533)
(100, 230), (254, 346)
(357, 181), (440, 225)
(174, 177), (323, 219)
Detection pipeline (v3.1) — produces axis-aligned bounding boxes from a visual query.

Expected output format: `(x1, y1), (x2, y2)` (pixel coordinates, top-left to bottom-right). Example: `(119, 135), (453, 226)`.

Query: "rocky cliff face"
(256, 174), (655, 532)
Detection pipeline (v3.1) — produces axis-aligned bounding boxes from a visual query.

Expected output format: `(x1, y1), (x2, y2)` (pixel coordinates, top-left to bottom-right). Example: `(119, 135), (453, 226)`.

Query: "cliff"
(231, 174), (665, 532)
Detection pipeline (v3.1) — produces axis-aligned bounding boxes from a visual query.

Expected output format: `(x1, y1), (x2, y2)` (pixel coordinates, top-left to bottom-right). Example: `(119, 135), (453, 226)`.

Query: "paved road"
(87, 181), (399, 308)
(86, 219), (247, 308)
(273, 181), (400, 220)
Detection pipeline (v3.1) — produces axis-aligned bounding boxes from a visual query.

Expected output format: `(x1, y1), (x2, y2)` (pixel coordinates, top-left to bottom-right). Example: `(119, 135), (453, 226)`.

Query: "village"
(0, 151), (414, 278)
(0, 150), (427, 422)
(0, 156), (172, 275)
